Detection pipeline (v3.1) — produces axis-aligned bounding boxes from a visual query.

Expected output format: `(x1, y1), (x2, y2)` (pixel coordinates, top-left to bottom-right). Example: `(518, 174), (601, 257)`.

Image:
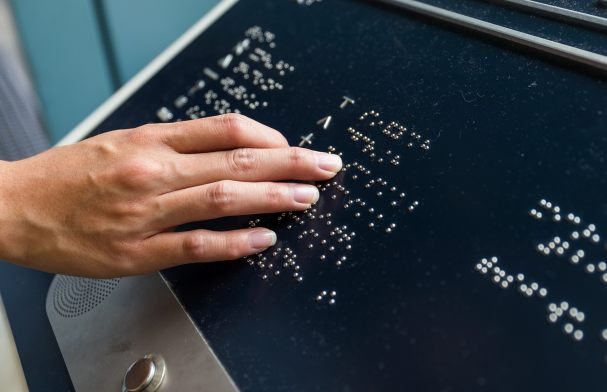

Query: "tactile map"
(89, 0), (607, 390)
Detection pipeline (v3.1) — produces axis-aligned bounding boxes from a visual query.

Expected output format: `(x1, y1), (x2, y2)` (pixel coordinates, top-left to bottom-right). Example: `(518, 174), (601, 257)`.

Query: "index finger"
(161, 114), (289, 153)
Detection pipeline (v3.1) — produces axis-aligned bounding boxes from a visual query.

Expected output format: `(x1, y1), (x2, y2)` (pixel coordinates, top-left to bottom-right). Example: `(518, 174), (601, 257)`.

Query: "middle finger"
(169, 147), (342, 190)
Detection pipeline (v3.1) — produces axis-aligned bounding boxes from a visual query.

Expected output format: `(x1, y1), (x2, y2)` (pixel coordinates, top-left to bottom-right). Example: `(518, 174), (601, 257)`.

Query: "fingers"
(161, 114), (289, 153)
(170, 147), (342, 190)
(143, 228), (277, 269)
(154, 181), (319, 228)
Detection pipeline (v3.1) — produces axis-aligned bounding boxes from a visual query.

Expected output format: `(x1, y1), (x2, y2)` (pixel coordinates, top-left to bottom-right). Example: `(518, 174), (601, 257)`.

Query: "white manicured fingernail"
(292, 184), (319, 204)
(249, 230), (277, 250)
(314, 152), (342, 173)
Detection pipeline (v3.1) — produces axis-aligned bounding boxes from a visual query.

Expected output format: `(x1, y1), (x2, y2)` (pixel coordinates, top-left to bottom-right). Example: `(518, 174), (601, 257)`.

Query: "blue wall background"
(9, 0), (221, 143)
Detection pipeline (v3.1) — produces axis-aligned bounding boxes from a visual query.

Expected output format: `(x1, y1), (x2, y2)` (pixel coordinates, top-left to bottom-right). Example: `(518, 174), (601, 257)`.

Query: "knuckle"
(228, 148), (258, 174)
(182, 233), (207, 260)
(207, 181), (238, 213)
(286, 147), (311, 167)
(117, 157), (166, 188)
(126, 125), (158, 146)
(265, 183), (288, 207)
(223, 236), (244, 260)
(219, 113), (249, 142)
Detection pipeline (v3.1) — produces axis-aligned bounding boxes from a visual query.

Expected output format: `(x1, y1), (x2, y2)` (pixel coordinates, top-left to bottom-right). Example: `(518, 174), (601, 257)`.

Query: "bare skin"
(0, 114), (341, 278)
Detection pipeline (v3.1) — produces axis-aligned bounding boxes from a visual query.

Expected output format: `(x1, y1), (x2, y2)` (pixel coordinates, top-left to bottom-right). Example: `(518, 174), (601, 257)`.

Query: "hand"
(0, 114), (342, 278)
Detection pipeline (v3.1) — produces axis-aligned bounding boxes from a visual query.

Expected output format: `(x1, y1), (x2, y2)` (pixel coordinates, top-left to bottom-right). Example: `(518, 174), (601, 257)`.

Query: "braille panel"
(81, 0), (607, 390)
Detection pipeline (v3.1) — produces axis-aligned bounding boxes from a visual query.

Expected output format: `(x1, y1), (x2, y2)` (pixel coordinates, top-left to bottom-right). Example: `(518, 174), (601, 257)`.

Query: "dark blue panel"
(0, 262), (74, 392)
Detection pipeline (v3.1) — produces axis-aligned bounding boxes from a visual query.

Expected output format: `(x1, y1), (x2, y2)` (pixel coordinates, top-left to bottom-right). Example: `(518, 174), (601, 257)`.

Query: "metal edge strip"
(0, 293), (29, 392)
(54, 0), (240, 148)
(376, 0), (607, 73)
(487, 0), (607, 33)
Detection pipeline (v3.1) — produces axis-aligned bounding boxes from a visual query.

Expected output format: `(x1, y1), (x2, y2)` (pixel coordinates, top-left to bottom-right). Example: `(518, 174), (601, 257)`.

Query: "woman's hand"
(0, 114), (341, 278)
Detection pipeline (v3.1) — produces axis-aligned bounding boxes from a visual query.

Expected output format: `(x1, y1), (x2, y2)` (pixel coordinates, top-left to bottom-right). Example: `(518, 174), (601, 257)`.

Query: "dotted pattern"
(52, 275), (121, 318)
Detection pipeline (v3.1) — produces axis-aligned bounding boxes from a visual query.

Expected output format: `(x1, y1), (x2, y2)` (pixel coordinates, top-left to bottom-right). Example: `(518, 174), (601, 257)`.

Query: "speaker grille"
(52, 276), (121, 318)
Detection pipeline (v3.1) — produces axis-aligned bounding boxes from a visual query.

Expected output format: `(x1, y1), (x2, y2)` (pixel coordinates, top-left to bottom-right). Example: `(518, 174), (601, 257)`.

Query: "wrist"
(0, 160), (26, 264)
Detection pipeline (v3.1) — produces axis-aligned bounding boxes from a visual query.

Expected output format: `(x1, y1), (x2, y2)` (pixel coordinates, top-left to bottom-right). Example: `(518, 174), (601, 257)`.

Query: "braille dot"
(327, 221), (332, 225)
(601, 330), (607, 341)
(563, 323), (574, 334)
(548, 303), (557, 312)
(555, 308), (563, 317)
(561, 302), (569, 311)
(525, 288), (533, 296)
(369, 223), (375, 228)
(548, 313), (558, 323)
(573, 330), (583, 341)
(262, 275), (267, 280)
(576, 312), (585, 322)
(336, 261), (342, 266)
(538, 288), (547, 297)
(329, 247), (335, 251)
(329, 299), (335, 305)
(320, 255), (325, 260)
(386, 228), (392, 233)
(599, 262), (607, 271)
(355, 213), (361, 217)
(297, 277), (303, 282)
(602, 273), (607, 284)
(293, 273), (298, 278)
(592, 234), (600, 243)
(377, 192), (382, 197)
(316, 296), (322, 301)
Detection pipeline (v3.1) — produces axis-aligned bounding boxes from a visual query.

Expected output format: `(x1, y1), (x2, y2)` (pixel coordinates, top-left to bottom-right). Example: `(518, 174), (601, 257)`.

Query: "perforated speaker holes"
(53, 275), (121, 318)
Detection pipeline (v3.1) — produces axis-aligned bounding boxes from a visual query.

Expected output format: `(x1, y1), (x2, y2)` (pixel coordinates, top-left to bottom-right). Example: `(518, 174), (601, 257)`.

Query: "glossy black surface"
(90, 0), (607, 390)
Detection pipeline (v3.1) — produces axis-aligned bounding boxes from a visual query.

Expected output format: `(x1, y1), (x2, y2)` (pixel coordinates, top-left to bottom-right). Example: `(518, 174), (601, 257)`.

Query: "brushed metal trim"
(46, 273), (239, 392)
(376, 0), (607, 72)
(486, 0), (607, 33)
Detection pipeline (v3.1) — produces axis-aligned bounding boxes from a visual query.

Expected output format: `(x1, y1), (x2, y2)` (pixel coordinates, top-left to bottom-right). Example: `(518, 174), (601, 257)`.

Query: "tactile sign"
(89, 0), (607, 390)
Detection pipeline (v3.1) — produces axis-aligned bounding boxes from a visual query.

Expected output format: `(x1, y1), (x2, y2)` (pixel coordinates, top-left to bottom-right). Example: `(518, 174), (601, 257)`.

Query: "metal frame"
(485, 0), (607, 33)
(377, 0), (607, 73)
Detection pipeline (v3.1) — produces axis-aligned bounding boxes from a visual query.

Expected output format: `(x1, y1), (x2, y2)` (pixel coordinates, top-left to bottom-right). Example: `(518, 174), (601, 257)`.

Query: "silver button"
(123, 354), (166, 392)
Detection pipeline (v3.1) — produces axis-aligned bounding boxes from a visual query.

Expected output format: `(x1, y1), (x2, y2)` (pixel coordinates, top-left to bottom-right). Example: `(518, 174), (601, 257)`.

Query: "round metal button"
(124, 358), (155, 392)
(123, 354), (166, 392)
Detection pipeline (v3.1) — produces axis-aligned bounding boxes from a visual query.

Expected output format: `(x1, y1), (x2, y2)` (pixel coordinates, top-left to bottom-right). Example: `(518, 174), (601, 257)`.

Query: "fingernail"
(292, 184), (319, 204)
(249, 230), (277, 250)
(314, 152), (343, 173)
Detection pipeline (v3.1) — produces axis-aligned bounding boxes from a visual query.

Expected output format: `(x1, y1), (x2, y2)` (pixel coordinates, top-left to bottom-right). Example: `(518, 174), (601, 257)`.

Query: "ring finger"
(153, 180), (319, 229)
